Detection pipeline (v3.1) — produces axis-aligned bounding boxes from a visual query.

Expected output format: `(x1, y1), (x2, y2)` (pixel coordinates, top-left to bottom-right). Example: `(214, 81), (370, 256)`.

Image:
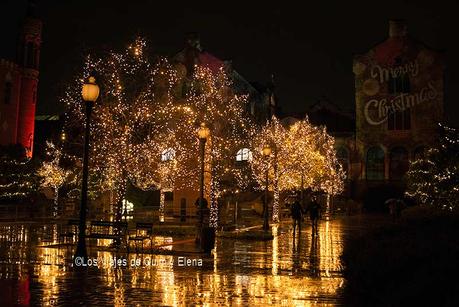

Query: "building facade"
(353, 20), (443, 183)
(0, 2), (41, 158)
(281, 20), (444, 207)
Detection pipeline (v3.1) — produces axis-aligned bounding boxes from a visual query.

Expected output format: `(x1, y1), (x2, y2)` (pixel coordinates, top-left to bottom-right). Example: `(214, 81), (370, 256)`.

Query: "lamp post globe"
(82, 76), (100, 102)
(74, 76), (99, 264)
(262, 145), (272, 157)
(198, 122), (210, 140)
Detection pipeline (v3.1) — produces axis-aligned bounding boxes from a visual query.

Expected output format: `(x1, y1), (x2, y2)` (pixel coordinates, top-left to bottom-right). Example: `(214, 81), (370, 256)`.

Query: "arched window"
(161, 148), (175, 162)
(366, 146), (385, 180)
(236, 148), (252, 162)
(389, 147), (409, 180)
(388, 57), (411, 131)
(336, 146), (349, 176)
(413, 146), (426, 160)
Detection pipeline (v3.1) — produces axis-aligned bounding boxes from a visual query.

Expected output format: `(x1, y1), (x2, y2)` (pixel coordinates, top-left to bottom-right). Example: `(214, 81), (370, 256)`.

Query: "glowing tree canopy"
(250, 116), (289, 222)
(37, 142), (70, 217)
(59, 37), (346, 229)
(62, 38), (195, 219)
(182, 66), (254, 227)
(250, 116), (345, 222)
(406, 124), (459, 211)
(61, 38), (255, 226)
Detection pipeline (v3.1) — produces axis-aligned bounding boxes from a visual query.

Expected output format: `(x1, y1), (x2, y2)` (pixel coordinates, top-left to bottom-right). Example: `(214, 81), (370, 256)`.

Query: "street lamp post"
(74, 76), (99, 263)
(197, 123), (210, 247)
(262, 145), (272, 232)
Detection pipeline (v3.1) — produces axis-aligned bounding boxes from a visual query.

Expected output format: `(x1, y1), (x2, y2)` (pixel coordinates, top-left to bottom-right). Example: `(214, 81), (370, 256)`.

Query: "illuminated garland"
(0, 148), (37, 201)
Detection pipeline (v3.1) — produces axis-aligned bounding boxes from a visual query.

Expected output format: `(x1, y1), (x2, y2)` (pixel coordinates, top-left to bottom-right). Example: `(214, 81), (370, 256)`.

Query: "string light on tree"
(37, 142), (70, 217)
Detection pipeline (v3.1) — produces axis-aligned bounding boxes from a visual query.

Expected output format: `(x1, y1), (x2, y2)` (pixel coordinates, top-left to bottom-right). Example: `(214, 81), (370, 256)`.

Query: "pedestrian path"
(0, 215), (389, 305)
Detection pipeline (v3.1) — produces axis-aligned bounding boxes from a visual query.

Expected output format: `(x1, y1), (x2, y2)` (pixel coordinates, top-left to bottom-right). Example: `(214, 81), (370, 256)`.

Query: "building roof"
(354, 20), (444, 65)
(279, 98), (355, 135)
(173, 37), (273, 110)
(308, 98), (355, 134)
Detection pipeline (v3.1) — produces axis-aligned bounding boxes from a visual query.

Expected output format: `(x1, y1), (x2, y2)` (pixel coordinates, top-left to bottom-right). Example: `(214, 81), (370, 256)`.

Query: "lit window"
(388, 108), (410, 131)
(122, 199), (134, 220)
(161, 148), (175, 162)
(388, 57), (411, 131)
(236, 148), (252, 162)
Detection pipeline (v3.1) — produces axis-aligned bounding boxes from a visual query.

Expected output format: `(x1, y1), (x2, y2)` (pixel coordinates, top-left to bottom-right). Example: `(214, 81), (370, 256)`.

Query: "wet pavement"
(0, 216), (385, 306)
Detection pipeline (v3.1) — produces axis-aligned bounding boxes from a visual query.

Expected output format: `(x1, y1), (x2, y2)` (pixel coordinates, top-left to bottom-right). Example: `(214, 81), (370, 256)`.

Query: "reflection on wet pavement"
(0, 217), (377, 306)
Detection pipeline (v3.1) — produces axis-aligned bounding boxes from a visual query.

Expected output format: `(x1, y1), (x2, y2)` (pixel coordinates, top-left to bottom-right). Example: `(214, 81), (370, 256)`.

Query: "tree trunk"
(159, 189), (165, 222)
(113, 179), (127, 247)
(209, 168), (218, 228)
(300, 173), (304, 208)
(54, 186), (59, 218)
(272, 152), (280, 223)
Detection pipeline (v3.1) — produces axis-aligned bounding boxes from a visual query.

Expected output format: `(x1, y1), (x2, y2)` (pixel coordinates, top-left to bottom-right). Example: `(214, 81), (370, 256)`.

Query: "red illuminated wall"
(17, 71), (38, 157)
(0, 61), (22, 145)
(0, 14), (42, 158)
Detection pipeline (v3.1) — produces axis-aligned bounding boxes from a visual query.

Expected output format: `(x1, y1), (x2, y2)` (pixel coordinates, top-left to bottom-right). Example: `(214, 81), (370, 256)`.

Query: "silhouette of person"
(291, 198), (303, 236)
(309, 195), (321, 236)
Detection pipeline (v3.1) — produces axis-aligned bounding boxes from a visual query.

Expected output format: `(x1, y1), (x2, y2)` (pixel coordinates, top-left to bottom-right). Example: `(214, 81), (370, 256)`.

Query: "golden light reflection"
(229, 220), (345, 306)
(36, 246), (65, 306)
(272, 225), (278, 275)
(0, 219), (349, 306)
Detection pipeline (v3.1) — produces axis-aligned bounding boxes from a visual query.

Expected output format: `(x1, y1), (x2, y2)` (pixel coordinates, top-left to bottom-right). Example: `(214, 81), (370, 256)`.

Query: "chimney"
(389, 19), (407, 38)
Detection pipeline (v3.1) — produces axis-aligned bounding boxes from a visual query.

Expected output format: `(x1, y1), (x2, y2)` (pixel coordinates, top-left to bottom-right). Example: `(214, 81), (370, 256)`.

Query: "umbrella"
(384, 198), (398, 206)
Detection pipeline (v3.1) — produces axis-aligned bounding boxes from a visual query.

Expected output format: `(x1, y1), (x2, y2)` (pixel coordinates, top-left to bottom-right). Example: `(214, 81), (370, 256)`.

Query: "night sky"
(1, 0), (459, 125)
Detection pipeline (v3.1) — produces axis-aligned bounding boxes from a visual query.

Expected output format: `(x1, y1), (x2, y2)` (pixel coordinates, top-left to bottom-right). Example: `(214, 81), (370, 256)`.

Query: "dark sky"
(1, 0), (459, 125)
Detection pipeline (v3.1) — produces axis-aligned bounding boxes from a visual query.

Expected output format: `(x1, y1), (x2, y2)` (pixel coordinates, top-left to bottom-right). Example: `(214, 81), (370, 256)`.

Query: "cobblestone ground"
(0, 216), (384, 306)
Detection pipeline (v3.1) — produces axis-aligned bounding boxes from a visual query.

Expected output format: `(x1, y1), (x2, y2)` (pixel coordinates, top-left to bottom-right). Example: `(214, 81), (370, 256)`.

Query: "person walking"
(291, 198), (303, 236)
(194, 198), (215, 253)
(309, 195), (321, 236)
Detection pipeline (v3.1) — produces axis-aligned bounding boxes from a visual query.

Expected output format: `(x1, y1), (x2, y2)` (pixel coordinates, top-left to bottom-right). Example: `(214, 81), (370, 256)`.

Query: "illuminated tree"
(284, 119), (325, 201)
(62, 39), (193, 221)
(61, 38), (259, 227)
(313, 125), (346, 196)
(61, 38), (254, 227)
(37, 142), (70, 217)
(250, 117), (289, 222)
(129, 129), (193, 222)
(182, 66), (254, 227)
(0, 144), (37, 203)
(251, 117), (345, 222)
(406, 124), (459, 211)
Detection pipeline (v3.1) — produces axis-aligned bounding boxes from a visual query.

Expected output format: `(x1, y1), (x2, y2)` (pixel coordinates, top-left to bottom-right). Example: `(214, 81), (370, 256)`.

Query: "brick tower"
(16, 0), (42, 157)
